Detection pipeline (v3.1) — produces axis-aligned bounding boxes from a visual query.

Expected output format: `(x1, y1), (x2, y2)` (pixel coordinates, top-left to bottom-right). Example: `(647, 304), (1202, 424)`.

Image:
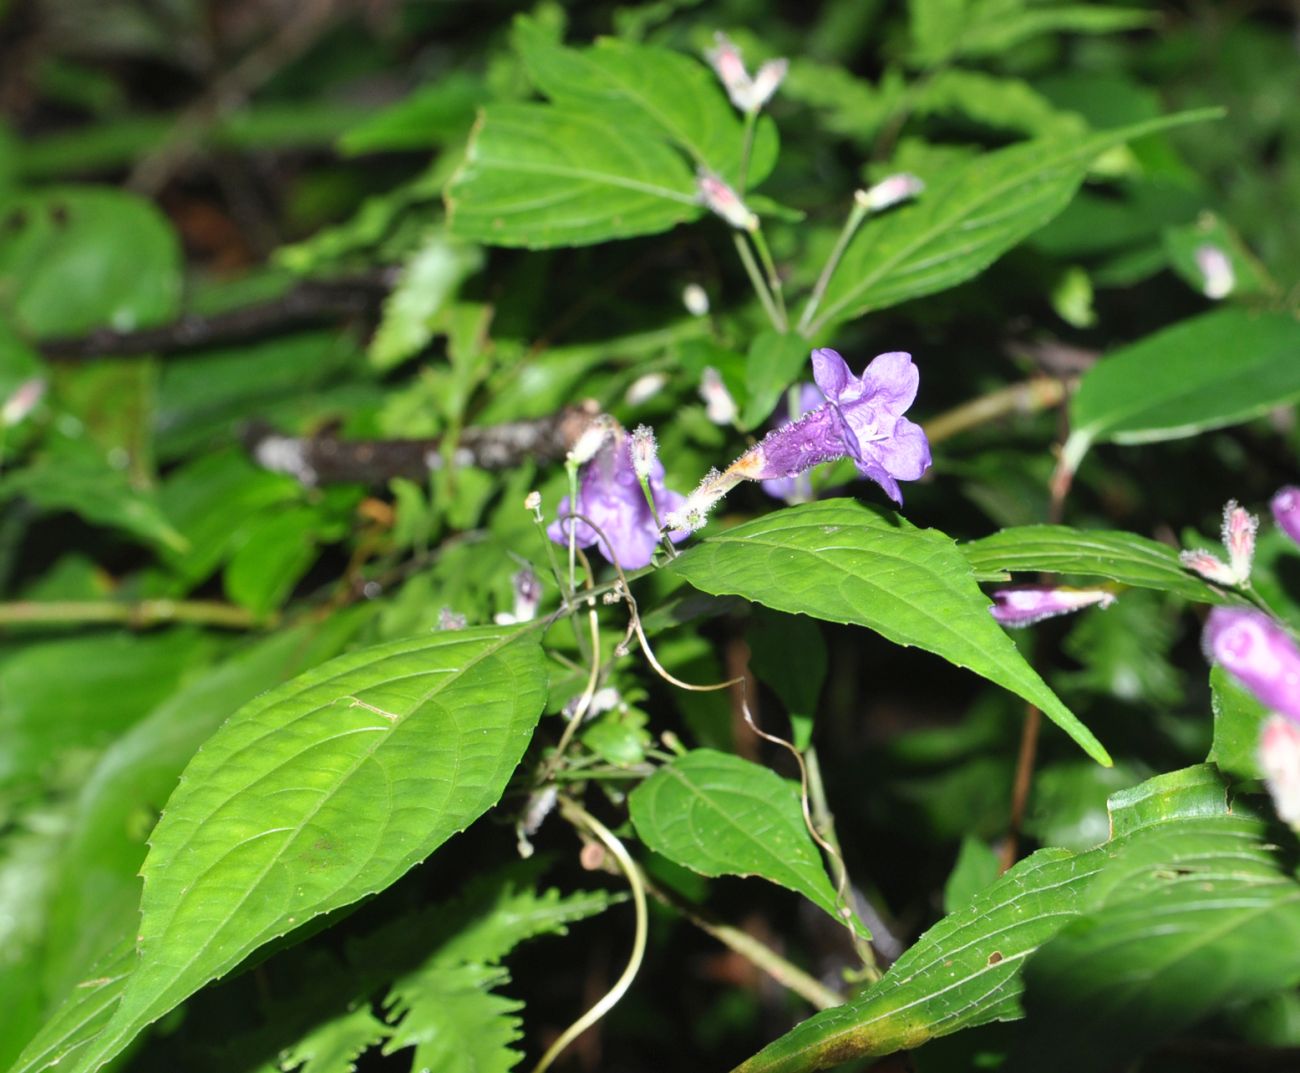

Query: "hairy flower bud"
(747, 57), (788, 111)
(567, 414), (618, 466)
(1203, 608), (1300, 721)
(856, 174), (925, 213)
(630, 424), (658, 481)
(663, 467), (737, 534)
(988, 586), (1116, 628)
(1179, 549), (1239, 587)
(1260, 716), (1300, 830)
(697, 172), (757, 231)
(1195, 243), (1235, 300)
(2, 377), (45, 427)
(706, 32), (752, 111)
(1222, 500), (1258, 582)
(1271, 486), (1300, 548)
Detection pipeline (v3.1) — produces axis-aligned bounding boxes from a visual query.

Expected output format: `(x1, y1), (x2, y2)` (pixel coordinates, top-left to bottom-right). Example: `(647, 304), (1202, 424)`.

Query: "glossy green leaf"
(1011, 827), (1300, 1070)
(1062, 309), (1300, 473)
(445, 103), (700, 248)
(629, 750), (853, 931)
(1208, 665), (1269, 782)
(811, 111), (1218, 330)
(670, 500), (1109, 764)
(961, 525), (1237, 604)
(741, 332), (811, 430)
(731, 767), (1253, 1073)
(0, 187), (180, 338)
(44, 625), (547, 1073)
(514, 16), (775, 185)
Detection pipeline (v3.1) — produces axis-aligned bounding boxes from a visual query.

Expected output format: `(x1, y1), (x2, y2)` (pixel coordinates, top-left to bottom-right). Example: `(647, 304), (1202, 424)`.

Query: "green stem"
(798, 196), (870, 337)
(732, 231), (783, 332)
(750, 226), (788, 330)
(0, 599), (268, 630)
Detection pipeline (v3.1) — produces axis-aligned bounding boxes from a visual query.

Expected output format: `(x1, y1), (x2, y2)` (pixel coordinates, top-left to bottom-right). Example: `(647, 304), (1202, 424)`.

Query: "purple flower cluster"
(547, 435), (687, 570)
(735, 348), (931, 505)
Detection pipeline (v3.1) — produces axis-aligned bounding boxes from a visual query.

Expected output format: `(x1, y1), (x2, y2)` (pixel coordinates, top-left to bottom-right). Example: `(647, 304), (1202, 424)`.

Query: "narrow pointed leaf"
(813, 110), (1219, 328)
(629, 750), (855, 932)
(669, 500), (1109, 764)
(42, 625), (547, 1073)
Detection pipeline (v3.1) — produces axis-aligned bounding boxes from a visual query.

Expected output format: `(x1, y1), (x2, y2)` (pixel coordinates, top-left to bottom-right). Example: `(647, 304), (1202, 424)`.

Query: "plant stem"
(532, 799), (649, 1073)
(0, 599), (267, 630)
(923, 377), (1072, 446)
(749, 226), (788, 330)
(641, 869), (845, 1010)
(732, 232), (784, 332)
(798, 197), (871, 336)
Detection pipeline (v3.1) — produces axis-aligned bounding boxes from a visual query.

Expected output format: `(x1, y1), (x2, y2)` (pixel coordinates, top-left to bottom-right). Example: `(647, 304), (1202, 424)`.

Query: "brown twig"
(38, 270), (395, 360)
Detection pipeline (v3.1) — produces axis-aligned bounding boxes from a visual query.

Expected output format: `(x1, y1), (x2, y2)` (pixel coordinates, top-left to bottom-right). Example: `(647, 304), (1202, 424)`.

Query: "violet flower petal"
(1272, 486), (1300, 547)
(1204, 607), (1300, 722)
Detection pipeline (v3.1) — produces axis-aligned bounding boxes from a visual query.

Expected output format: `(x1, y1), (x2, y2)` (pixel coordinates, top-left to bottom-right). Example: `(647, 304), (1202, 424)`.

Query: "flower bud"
(630, 424), (658, 481)
(1259, 715), (1300, 830)
(699, 366), (738, 425)
(1179, 549), (1239, 588)
(2, 377), (45, 427)
(682, 283), (710, 317)
(662, 467), (738, 534)
(1203, 608), (1300, 721)
(1221, 500), (1258, 582)
(494, 566), (541, 625)
(747, 57), (788, 111)
(706, 32), (752, 111)
(697, 172), (757, 231)
(625, 372), (668, 406)
(1271, 486), (1300, 547)
(1195, 244), (1235, 300)
(524, 490), (542, 513)
(856, 174), (925, 213)
(988, 586), (1116, 628)
(567, 414), (618, 466)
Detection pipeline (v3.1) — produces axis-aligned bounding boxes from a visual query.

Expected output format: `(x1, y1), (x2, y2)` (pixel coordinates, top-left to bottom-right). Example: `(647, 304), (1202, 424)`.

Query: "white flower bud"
(682, 283), (710, 317)
(699, 367), (737, 425)
(567, 414), (618, 465)
(697, 172), (757, 231)
(625, 372), (668, 406)
(630, 424), (658, 481)
(524, 491), (542, 512)
(856, 173), (925, 213)
(2, 377), (45, 427)
(1195, 244), (1235, 300)
(747, 58), (788, 111)
(706, 32), (753, 111)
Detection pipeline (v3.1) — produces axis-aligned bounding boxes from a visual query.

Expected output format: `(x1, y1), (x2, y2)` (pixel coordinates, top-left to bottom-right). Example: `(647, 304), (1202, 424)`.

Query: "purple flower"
(734, 349), (931, 505)
(762, 382), (825, 503)
(548, 436), (687, 570)
(1203, 607), (1300, 722)
(1272, 487), (1300, 547)
(989, 586), (1116, 628)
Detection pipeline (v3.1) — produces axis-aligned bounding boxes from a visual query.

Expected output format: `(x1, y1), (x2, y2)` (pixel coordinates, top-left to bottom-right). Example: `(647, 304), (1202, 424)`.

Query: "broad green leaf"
(730, 767), (1266, 1073)
(915, 69), (1081, 137)
(1011, 833), (1300, 1070)
(811, 111), (1219, 331)
(0, 187), (180, 338)
(49, 625), (547, 1073)
(445, 103), (700, 248)
(1208, 665), (1269, 782)
(669, 500), (1109, 764)
(961, 525), (1238, 604)
(513, 16), (776, 185)
(382, 964), (522, 1073)
(1062, 309), (1300, 473)
(629, 750), (855, 932)
(741, 331), (811, 430)
(223, 506), (328, 617)
(338, 72), (486, 155)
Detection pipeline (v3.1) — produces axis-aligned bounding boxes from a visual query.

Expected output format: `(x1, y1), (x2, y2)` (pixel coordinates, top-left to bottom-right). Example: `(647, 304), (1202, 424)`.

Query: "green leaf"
(382, 964), (522, 1073)
(730, 767), (1262, 1073)
(223, 506), (327, 617)
(338, 71), (486, 155)
(0, 187), (180, 338)
(1062, 309), (1300, 473)
(629, 749), (855, 932)
(670, 500), (1109, 765)
(961, 525), (1238, 604)
(811, 111), (1219, 330)
(941, 836), (1001, 915)
(278, 1005), (388, 1073)
(1208, 665), (1269, 782)
(740, 332), (811, 430)
(49, 625), (547, 1073)
(513, 16), (775, 185)
(368, 234), (483, 371)
(915, 69), (1081, 137)
(1163, 212), (1275, 299)
(445, 103), (700, 248)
